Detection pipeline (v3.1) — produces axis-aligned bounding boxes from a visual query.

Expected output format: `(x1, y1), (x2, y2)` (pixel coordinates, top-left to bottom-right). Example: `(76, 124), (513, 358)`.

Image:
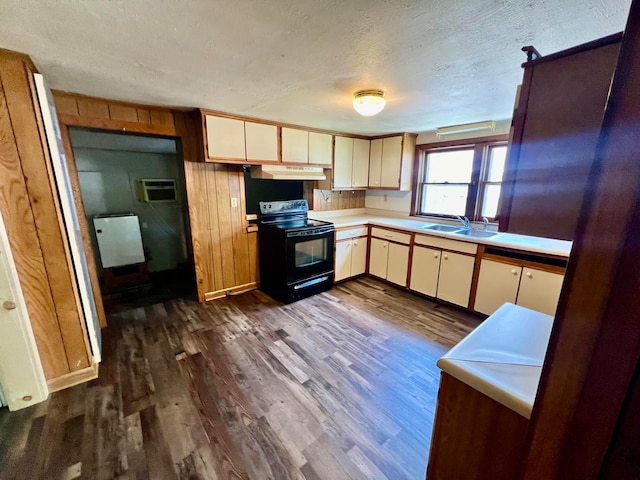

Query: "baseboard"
(47, 360), (99, 393)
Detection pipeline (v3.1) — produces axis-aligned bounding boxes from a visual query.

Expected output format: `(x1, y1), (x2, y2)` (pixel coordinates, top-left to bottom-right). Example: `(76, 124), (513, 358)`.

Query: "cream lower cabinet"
(436, 252), (476, 308)
(409, 235), (477, 308)
(516, 268), (564, 316)
(474, 259), (565, 316)
(474, 260), (522, 315)
(335, 226), (368, 282)
(410, 245), (441, 297)
(369, 227), (410, 287)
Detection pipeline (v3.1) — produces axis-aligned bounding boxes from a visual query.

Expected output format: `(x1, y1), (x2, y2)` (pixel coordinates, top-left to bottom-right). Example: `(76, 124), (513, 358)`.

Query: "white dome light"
(353, 90), (386, 116)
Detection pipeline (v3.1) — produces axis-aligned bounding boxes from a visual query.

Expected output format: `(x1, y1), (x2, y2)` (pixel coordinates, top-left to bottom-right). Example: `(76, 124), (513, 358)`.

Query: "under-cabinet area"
(324, 215), (569, 317)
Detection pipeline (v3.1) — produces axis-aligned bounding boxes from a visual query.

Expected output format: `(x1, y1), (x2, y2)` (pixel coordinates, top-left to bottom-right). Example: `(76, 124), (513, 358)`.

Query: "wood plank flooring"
(0, 277), (481, 479)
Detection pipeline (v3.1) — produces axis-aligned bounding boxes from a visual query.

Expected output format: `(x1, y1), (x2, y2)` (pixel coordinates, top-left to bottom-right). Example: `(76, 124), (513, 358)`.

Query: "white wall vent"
(138, 179), (178, 202)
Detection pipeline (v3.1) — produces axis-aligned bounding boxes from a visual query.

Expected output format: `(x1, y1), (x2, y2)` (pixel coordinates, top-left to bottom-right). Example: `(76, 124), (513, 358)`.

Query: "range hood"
(250, 165), (326, 181)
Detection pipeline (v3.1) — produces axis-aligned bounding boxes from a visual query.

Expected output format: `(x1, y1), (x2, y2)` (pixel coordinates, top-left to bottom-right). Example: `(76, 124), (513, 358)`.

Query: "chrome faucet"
(482, 217), (490, 231)
(455, 215), (471, 229)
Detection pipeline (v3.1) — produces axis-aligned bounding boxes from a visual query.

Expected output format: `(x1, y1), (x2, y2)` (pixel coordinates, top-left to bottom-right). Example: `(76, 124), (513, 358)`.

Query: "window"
(413, 139), (508, 221)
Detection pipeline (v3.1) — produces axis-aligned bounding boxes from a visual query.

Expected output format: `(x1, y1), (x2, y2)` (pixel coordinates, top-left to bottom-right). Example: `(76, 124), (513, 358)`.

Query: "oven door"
(285, 226), (334, 283)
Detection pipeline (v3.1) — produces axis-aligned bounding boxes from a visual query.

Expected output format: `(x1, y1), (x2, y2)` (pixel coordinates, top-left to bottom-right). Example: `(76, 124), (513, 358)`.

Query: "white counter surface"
(309, 211), (572, 257)
(437, 303), (553, 419)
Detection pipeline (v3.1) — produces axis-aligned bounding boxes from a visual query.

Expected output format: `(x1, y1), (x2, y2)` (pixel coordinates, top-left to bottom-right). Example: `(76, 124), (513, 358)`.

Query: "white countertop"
(309, 211), (572, 257)
(436, 303), (553, 418)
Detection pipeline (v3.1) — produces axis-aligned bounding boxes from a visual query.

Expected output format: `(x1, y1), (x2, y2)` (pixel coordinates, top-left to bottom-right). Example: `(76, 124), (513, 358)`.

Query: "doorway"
(68, 128), (196, 312)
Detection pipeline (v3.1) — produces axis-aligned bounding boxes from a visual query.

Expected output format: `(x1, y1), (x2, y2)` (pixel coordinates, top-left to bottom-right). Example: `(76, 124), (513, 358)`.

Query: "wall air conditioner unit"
(138, 179), (178, 202)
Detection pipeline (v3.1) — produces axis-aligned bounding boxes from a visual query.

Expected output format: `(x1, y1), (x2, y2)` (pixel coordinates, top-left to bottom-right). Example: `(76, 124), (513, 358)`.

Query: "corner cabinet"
(368, 133), (417, 190)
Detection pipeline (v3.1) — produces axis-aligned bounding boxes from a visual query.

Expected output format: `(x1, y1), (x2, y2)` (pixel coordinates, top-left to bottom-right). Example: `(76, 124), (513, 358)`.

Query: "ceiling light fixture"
(436, 120), (496, 137)
(353, 90), (386, 116)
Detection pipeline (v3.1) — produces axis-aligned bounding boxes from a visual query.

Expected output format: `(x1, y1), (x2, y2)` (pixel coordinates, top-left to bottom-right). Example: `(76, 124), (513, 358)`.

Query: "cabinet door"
(380, 136), (403, 188)
(334, 240), (352, 282)
(282, 128), (309, 164)
(352, 138), (370, 188)
(368, 238), (388, 279)
(410, 245), (441, 297)
(387, 243), (410, 287)
(205, 116), (246, 160)
(516, 268), (564, 316)
(437, 252), (476, 308)
(351, 237), (368, 276)
(474, 260), (522, 315)
(333, 136), (353, 189)
(369, 138), (383, 187)
(309, 132), (332, 166)
(245, 122), (278, 162)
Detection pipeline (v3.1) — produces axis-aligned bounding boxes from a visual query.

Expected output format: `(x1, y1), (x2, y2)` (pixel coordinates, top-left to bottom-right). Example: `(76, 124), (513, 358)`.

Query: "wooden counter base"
(427, 372), (528, 480)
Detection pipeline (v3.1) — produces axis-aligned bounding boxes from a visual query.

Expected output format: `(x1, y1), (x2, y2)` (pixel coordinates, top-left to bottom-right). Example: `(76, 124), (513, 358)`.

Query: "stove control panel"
(259, 199), (308, 215)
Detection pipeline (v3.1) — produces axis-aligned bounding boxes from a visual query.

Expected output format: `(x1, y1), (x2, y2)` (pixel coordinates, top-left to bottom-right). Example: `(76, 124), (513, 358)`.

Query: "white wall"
(365, 118), (512, 214)
(73, 148), (187, 274)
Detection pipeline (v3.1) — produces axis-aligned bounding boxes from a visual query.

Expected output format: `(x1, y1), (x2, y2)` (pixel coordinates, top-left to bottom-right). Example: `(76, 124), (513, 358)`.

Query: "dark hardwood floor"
(0, 277), (480, 479)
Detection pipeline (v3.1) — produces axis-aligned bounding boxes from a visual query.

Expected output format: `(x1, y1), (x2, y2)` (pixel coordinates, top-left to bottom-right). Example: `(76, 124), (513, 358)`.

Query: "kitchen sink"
(421, 224), (462, 233)
(455, 229), (500, 238)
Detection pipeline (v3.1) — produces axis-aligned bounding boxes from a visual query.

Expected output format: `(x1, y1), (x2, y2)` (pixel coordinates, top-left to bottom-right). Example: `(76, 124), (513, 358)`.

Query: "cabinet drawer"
(370, 227), (411, 245)
(414, 234), (477, 254)
(336, 226), (368, 241)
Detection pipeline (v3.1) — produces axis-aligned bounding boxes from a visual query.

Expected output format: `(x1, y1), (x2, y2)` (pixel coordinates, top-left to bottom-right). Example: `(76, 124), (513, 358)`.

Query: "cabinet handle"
(383, 243), (387, 248)
(433, 253), (439, 258)
(512, 269), (518, 275)
(384, 234), (393, 238)
(353, 240), (358, 246)
(443, 254), (448, 260)
(526, 272), (533, 278)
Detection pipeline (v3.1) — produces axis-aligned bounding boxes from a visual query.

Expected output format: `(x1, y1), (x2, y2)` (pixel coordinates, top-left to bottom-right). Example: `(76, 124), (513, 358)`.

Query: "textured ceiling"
(0, 0), (631, 136)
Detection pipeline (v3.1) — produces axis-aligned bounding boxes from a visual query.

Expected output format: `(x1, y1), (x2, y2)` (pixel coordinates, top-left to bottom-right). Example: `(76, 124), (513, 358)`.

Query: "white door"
(369, 138), (383, 187)
(368, 238), (389, 279)
(334, 240), (352, 282)
(351, 138), (370, 188)
(309, 132), (332, 166)
(474, 259), (522, 315)
(437, 251), (475, 308)
(245, 122), (278, 162)
(205, 116), (246, 160)
(351, 238), (368, 276)
(410, 245), (441, 297)
(333, 136), (353, 189)
(380, 136), (403, 188)
(387, 243), (410, 287)
(281, 128), (309, 164)
(516, 268), (565, 316)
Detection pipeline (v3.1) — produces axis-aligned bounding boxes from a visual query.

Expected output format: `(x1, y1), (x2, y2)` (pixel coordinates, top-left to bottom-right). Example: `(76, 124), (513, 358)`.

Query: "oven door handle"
(287, 227), (335, 237)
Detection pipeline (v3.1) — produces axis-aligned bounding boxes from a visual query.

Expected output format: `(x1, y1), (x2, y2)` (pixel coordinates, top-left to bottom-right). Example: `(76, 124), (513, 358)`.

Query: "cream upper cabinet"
(309, 132), (332, 166)
(352, 138), (370, 188)
(281, 127), (309, 164)
(410, 245), (441, 297)
(368, 139), (383, 187)
(436, 251), (476, 308)
(516, 268), (565, 316)
(368, 134), (417, 190)
(387, 243), (409, 287)
(206, 115), (246, 160)
(474, 260), (522, 315)
(245, 122), (278, 163)
(368, 237), (389, 279)
(380, 136), (403, 188)
(333, 136), (354, 189)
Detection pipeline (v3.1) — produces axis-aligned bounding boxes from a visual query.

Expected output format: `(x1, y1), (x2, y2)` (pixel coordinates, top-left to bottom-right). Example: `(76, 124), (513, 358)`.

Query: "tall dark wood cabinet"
(499, 34), (622, 240)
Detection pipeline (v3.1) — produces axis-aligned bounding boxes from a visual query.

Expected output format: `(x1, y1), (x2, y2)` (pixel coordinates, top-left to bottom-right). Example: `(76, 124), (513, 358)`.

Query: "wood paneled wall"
(0, 50), (92, 382)
(53, 92), (259, 303)
(313, 189), (365, 211)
